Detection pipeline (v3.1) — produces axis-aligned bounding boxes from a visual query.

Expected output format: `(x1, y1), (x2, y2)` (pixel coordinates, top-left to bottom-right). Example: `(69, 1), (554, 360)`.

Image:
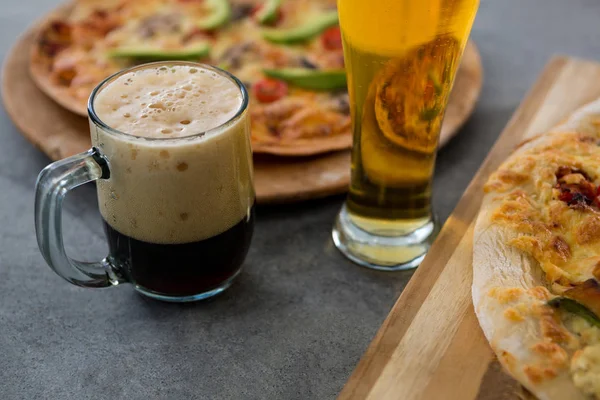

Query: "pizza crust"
(551, 97), (600, 137)
(29, 3), (88, 116)
(251, 132), (352, 156)
(473, 195), (586, 400)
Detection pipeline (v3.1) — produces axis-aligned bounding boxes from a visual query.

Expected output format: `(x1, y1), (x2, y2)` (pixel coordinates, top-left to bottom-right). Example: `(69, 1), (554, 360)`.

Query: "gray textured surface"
(1, 1), (599, 399)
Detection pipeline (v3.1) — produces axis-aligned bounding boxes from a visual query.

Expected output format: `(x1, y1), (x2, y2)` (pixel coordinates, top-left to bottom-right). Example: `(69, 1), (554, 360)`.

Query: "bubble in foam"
(149, 102), (165, 110)
(123, 113), (131, 118)
(121, 94), (128, 99)
(161, 128), (172, 134)
(150, 91), (159, 96)
(180, 120), (191, 125)
(148, 160), (160, 172)
(189, 68), (198, 74)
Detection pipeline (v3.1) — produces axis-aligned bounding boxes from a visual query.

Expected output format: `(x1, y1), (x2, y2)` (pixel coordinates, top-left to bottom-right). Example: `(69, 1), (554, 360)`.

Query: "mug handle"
(35, 147), (125, 288)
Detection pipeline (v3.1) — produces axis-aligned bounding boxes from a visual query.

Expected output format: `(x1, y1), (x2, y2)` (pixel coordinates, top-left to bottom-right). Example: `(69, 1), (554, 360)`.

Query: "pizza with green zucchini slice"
(473, 99), (600, 399)
(30, 0), (350, 155)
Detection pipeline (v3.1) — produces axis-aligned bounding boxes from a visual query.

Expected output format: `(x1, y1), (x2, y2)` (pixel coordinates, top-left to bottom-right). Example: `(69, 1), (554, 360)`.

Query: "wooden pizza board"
(339, 56), (600, 400)
(2, 21), (482, 203)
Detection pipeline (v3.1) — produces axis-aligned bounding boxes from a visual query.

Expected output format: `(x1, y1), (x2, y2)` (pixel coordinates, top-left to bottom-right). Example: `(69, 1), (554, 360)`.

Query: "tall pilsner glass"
(332, 0), (479, 269)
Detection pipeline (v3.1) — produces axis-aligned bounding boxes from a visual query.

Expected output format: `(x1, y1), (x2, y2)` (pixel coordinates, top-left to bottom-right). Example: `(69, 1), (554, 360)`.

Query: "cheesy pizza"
(473, 99), (600, 399)
(30, 0), (351, 155)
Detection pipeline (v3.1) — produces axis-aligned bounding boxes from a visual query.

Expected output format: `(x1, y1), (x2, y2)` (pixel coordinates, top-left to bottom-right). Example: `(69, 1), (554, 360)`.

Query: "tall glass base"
(332, 204), (439, 271)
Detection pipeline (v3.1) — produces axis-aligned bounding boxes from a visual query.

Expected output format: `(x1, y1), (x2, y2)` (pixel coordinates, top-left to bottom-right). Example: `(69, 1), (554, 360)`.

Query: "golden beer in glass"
(332, 0), (479, 269)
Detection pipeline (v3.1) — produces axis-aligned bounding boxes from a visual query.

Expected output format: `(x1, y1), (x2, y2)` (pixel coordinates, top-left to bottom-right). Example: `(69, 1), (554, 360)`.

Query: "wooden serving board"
(2, 20), (481, 203)
(339, 56), (600, 400)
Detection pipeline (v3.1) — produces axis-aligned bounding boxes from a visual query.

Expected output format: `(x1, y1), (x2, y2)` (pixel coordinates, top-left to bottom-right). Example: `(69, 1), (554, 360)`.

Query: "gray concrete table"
(1, 1), (599, 399)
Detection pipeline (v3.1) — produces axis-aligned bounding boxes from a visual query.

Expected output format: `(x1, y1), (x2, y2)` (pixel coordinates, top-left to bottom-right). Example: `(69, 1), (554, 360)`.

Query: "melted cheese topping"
(571, 344), (600, 398)
(569, 316), (600, 397)
(486, 133), (600, 287)
(572, 318), (600, 346)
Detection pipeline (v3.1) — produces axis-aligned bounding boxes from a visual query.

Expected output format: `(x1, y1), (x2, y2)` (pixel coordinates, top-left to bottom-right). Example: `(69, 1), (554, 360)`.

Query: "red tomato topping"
(183, 27), (215, 42)
(321, 26), (342, 50)
(253, 78), (288, 103)
(558, 190), (574, 204)
(555, 166), (599, 208)
(580, 181), (597, 200)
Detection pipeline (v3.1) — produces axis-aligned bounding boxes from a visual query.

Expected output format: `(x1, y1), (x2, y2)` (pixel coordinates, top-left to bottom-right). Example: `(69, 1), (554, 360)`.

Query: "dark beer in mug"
(91, 63), (255, 300)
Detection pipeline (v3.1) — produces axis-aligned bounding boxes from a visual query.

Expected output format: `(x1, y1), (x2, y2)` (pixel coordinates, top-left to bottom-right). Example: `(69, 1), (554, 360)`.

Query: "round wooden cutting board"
(2, 26), (482, 204)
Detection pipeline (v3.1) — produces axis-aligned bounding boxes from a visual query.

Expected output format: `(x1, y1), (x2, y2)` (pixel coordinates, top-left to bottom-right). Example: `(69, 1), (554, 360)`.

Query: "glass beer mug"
(35, 62), (255, 302)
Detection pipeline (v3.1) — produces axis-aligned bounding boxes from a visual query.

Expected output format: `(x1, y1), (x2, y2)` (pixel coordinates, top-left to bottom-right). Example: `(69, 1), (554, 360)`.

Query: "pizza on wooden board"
(29, 0), (351, 155)
(473, 99), (600, 399)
